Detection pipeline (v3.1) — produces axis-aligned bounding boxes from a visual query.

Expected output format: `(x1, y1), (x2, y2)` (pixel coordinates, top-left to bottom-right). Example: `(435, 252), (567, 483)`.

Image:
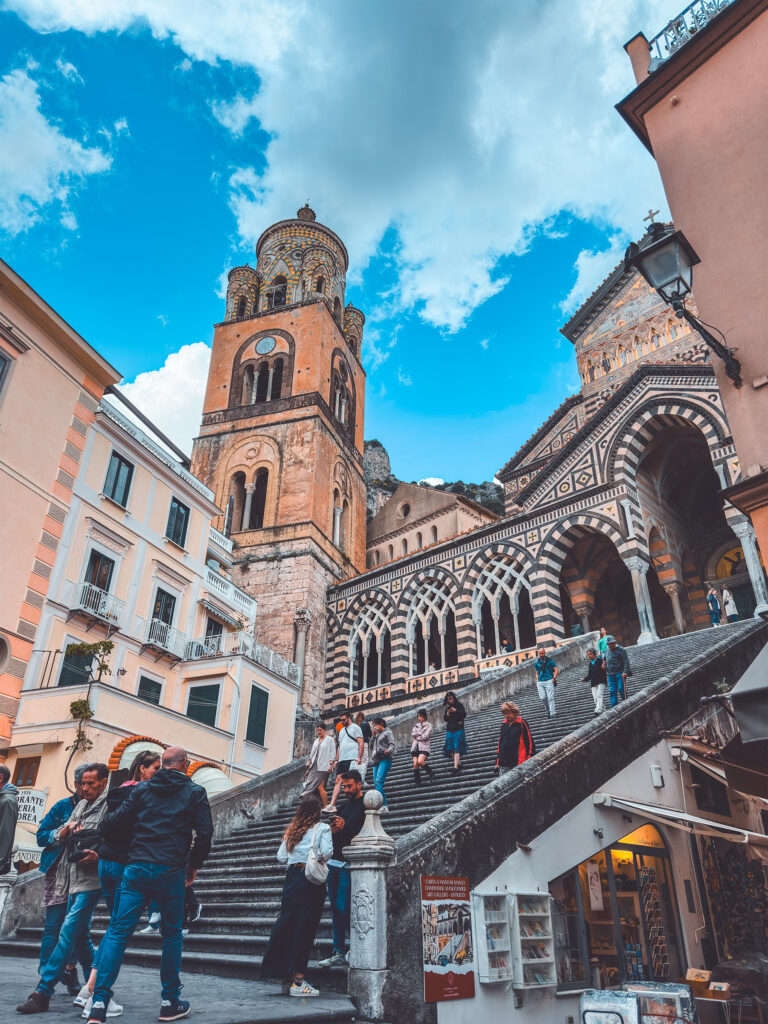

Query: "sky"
(0, 0), (685, 483)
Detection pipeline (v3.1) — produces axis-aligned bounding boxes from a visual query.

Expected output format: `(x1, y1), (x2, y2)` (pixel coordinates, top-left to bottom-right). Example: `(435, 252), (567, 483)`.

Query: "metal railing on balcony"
(74, 582), (125, 627)
(204, 566), (257, 620)
(184, 629), (300, 683)
(647, 0), (735, 71)
(146, 618), (188, 658)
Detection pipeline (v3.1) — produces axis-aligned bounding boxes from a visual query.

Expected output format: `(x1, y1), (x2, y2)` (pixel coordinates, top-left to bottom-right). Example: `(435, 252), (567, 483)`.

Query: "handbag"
(305, 824), (329, 885)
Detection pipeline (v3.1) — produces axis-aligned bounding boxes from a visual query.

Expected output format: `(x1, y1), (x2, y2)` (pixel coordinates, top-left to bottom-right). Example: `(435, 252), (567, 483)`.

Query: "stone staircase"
(1, 623), (755, 990)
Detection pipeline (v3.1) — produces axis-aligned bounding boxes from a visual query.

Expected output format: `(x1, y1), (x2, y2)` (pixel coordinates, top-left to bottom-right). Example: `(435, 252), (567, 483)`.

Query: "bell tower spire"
(191, 207), (367, 709)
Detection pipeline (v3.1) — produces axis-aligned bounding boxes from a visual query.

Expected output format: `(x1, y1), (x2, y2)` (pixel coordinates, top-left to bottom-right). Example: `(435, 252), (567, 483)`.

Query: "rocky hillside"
(364, 440), (504, 520)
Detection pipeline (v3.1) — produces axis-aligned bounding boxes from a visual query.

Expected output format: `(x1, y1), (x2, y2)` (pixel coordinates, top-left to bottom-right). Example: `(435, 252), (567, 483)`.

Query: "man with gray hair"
(89, 746), (213, 1024)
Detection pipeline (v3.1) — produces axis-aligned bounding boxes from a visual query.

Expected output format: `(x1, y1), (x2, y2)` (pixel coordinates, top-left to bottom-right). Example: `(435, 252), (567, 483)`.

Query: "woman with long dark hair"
(261, 794), (332, 998)
(443, 692), (467, 772)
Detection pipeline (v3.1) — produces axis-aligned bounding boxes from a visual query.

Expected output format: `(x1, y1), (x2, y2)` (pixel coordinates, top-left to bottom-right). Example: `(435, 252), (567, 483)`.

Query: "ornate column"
(438, 623), (446, 670)
(573, 602), (594, 635)
(620, 498), (637, 539)
(242, 483), (255, 531)
(293, 609), (311, 686)
(265, 365), (275, 401)
(345, 790), (396, 1022)
(492, 604), (501, 654)
(332, 505), (342, 546)
(376, 634), (385, 686)
(623, 556), (659, 645)
(730, 518), (768, 615)
(340, 398), (347, 424)
(663, 583), (686, 635)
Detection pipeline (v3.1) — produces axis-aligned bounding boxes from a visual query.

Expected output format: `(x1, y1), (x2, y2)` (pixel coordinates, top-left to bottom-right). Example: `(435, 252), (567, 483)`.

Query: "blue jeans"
(38, 890), (102, 996)
(94, 862), (185, 1005)
(94, 860), (125, 970)
(373, 759), (392, 806)
(39, 901), (93, 978)
(326, 864), (351, 954)
(607, 673), (625, 707)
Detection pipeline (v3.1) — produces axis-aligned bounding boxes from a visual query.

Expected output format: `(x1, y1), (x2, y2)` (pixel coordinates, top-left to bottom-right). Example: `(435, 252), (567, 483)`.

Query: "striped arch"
(609, 398), (728, 487)
(468, 549), (535, 657)
(462, 541), (535, 598)
(532, 512), (630, 645)
(324, 608), (344, 708)
(341, 588), (397, 694)
(399, 567), (466, 675)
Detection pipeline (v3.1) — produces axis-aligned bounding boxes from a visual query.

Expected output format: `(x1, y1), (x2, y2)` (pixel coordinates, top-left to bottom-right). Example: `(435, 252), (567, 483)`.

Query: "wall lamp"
(624, 221), (742, 388)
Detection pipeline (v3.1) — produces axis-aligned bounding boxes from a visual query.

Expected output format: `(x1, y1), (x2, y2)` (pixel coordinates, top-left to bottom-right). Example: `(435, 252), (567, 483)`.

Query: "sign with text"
(17, 788), (49, 827)
(421, 875), (475, 1003)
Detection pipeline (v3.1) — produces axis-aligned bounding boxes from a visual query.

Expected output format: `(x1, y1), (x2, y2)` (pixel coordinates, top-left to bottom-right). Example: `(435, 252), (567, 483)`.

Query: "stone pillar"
(730, 518), (768, 616)
(340, 398), (347, 424)
(620, 498), (637, 539)
(293, 609), (311, 687)
(439, 625), (446, 670)
(473, 616), (482, 659)
(242, 483), (255, 531)
(663, 583), (686, 635)
(332, 505), (342, 546)
(573, 602), (594, 635)
(266, 365), (275, 401)
(345, 790), (396, 1021)
(492, 606), (501, 654)
(623, 556), (659, 645)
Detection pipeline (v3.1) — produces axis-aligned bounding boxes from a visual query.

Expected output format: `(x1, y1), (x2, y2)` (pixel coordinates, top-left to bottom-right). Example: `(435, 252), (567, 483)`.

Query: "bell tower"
(191, 205), (366, 708)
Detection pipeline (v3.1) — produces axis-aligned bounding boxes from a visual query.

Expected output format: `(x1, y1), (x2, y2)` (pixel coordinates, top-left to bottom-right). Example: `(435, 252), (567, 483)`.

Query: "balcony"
(208, 525), (233, 554)
(204, 566), (257, 621)
(648, 0), (736, 72)
(144, 618), (188, 660)
(183, 629), (299, 684)
(72, 582), (125, 629)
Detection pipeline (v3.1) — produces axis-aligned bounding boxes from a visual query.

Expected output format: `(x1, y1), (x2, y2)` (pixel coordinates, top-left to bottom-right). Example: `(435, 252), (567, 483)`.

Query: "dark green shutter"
(246, 686), (269, 746)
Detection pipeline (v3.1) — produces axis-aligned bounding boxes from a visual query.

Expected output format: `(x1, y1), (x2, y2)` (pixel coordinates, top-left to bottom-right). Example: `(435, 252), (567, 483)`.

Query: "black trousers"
(261, 865), (326, 979)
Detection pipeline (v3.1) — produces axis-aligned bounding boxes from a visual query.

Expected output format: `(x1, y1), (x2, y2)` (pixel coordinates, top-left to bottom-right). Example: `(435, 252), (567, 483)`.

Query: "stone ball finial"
(297, 203), (316, 222)
(363, 789), (384, 811)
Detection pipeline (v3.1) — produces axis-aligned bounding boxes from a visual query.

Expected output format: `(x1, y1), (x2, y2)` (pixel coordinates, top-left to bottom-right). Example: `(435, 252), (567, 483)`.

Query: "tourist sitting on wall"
(302, 723), (336, 807)
(494, 702), (536, 775)
(534, 648), (559, 719)
(604, 636), (631, 708)
(581, 647), (607, 715)
(33, 765), (92, 1000)
(17, 764), (110, 1016)
(411, 709), (435, 786)
(443, 692), (467, 772)
(370, 718), (396, 808)
(261, 794), (332, 998)
(318, 771), (365, 969)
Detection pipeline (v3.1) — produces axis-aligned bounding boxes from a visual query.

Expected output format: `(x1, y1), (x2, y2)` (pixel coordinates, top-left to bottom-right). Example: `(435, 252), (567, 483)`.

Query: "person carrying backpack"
(604, 636), (631, 708)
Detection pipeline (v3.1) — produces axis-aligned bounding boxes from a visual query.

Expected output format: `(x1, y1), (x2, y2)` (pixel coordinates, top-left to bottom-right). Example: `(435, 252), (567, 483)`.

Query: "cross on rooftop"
(643, 208), (660, 224)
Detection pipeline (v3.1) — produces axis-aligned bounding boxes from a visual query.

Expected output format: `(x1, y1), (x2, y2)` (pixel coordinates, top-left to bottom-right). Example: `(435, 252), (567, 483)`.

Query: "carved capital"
(663, 582), (683, 597)
(293, 608), (312, 635)
(730, 518), (754, 540)
(573, 602), (595, 616)
(623, 555), (650, 575)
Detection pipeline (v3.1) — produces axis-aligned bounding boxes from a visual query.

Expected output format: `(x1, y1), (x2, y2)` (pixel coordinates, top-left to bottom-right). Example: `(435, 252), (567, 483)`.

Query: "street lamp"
(625, 221), (742, 388)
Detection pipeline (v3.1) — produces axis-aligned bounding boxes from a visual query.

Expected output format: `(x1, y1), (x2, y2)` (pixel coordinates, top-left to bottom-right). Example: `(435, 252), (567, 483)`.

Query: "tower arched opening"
(229, 471), (247, 533)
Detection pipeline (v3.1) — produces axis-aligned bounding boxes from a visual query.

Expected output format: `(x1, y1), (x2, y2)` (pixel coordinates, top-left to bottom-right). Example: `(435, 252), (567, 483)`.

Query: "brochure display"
(472, 890), (556, 988)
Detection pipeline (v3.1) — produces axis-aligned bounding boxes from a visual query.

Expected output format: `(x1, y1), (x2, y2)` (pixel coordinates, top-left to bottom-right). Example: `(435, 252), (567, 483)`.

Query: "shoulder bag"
(305, 824), (329, 885)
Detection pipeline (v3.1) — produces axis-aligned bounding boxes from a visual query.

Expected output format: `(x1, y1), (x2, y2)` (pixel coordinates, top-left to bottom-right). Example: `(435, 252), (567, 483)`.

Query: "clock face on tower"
(256, 336), (276, 355)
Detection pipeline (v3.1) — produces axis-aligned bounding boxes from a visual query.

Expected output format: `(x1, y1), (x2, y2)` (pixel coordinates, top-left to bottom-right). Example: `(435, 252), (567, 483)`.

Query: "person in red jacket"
(494, 702), (536, 774)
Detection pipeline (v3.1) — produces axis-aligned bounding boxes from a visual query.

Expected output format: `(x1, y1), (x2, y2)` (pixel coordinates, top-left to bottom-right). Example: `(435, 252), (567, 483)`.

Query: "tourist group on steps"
(8, 622), (654, 1012)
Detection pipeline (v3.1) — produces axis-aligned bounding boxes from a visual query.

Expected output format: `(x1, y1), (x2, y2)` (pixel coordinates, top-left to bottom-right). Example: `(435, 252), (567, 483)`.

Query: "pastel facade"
(6, 396), (300, 808)
(0, 260), (120, 759)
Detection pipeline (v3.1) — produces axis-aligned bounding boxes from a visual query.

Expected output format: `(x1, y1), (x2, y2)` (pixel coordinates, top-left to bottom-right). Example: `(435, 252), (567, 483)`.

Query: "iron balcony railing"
(183, 629), (300, 683)
(647, 0), (735, 72)
(75, 582), (125, 627)
(146, 618), (188, 658)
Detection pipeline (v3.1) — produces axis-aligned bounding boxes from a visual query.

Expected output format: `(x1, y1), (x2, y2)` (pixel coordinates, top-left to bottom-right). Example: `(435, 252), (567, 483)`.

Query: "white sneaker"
(148, 912), (161, 926)
(74, 986), (91, 1007)
(290, 980), (319, 998)
(138, 925), (158, 935)
(82, 998), (123, 1018)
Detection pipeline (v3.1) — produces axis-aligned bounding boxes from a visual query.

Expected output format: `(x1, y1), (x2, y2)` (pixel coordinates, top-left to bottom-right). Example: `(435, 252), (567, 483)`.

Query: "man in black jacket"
(88, 746), (213, 1024)
(317, 772), (365, 968)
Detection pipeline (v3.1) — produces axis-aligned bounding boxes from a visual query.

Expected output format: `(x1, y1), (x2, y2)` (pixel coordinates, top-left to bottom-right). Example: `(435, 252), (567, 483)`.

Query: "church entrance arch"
(559, 528), (641, 645)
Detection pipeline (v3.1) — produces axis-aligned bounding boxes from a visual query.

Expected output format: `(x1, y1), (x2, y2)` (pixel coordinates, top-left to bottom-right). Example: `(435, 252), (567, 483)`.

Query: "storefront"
(551, 824), (685, 991)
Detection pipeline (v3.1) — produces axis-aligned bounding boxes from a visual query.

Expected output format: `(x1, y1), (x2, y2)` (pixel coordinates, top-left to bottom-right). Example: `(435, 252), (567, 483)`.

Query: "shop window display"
(551, 825), (684, 991)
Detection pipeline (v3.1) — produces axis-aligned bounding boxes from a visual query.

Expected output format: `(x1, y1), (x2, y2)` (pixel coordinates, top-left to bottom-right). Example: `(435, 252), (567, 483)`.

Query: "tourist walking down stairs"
(0, 762), (19, 875)
(582, 647), (607, 715)
(494, 702), (536, 774)
(443, 691), (467, 772)
(261, 794), (332, 998)
(302, 722), (336, 806)
(534, 647), (558, 718)
(411, 709), (435, 786)
(326, 711), (364, 814)
(370, 718), (396, 808)
(604, 636), (631, 709)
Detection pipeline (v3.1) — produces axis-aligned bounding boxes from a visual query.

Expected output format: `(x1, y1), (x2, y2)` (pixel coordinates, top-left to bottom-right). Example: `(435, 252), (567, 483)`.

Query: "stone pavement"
(0, 958), (356, 1024)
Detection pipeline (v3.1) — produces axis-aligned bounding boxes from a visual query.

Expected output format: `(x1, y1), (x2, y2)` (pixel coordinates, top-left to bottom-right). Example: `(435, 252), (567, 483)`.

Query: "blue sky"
(0, 1), (682, 482)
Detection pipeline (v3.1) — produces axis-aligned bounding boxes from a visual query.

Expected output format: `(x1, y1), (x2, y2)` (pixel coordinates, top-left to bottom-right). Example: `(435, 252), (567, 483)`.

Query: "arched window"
(255, 362), (270, 403)
(416, 532), (423, 549)
(341, 500), (349, 554)
(270, 358), (283, 400)
(236, 295), (247, 318)
(402, 538), (408, 555)
(315, 276), (325, 294)
(249, 468), (268, 529)
(632, 336), (641, 359)
(430, 526), (438, 544)
(241, 365), (254, 405)
(375, 550), (381, 566)
(266, 276), (288, 309)
(387, 544), (394, 560)
(333, 296), (341, 322)
(332, 488), (342, 548)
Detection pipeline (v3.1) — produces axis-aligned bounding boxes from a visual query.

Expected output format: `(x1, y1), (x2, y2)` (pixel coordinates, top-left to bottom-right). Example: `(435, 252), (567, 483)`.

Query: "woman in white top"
(411, 709), (434, 786)
(261, 794), (333, 998)
(721, 587), (739, 623)
(301, 723), (337, 805)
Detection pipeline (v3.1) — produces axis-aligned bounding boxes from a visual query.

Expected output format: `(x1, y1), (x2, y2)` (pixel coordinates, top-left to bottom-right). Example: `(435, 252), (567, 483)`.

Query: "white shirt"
(337, 722), (363, 762)
(277, 822), (333, 866)
(723, 590), (738, 616)
(309, 734), (337, 772)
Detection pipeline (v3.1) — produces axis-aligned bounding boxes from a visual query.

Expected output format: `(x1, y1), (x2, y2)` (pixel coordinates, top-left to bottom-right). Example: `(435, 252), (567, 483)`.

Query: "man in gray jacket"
(604, 636), (631, 708)
(17, 764), (109, 1014)
(0, 764), (19, 873)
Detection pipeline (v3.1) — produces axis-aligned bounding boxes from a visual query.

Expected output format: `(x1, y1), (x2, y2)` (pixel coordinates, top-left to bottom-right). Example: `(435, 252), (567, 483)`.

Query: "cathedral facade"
(192, 209), (768, 717)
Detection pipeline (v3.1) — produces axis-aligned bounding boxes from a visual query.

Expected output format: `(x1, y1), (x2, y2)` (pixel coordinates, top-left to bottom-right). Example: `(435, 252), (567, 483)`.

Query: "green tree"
(63, 639), (114, 792)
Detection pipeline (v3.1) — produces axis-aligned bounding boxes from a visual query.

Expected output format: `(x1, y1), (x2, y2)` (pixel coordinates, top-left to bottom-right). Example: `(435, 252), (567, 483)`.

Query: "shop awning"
(729, 640), (768, 744)
(198, 599), (240, 630)
(593, 793), (768, 846)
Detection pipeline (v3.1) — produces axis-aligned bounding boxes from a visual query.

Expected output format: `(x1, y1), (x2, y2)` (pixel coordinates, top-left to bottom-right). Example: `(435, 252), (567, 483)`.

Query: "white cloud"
(363, 325), (398, 372)
(397, 366), (412, 387)
(6, 0), (682, 324)
(419, 477), (444, 487)
(157, 313), (169, 326)
(0, 67), (112, 235)
(479, 337), (490, 350)
(121, 341), (211, 454)
(55, 57), (83, 83)
(560, 233), (630, 314)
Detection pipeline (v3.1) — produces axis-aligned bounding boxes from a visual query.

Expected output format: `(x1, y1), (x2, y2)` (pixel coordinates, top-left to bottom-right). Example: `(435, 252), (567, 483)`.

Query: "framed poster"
(587, 859), (604, 911)
(17, 788), (48, 827)
(421, 875), (475, 1003)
